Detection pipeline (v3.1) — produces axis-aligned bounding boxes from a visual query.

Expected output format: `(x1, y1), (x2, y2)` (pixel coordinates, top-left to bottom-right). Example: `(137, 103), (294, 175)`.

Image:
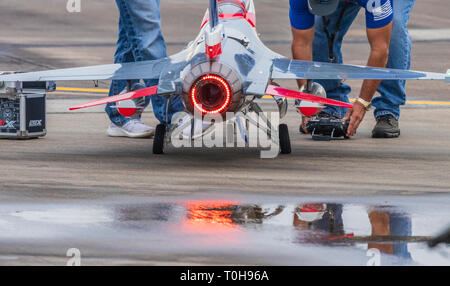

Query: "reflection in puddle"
(10, 208), (113, 225)
(183, 201), (241, 233)
(1, 197), (449, 265)
(180, 202), (417, 257)
(111, 199), (449, 265)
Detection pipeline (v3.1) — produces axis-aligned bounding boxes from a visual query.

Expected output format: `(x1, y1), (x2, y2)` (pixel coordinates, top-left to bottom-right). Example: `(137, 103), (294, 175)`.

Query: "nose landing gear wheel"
(153, 124), (166, 154)
(279, 124), (291, 154)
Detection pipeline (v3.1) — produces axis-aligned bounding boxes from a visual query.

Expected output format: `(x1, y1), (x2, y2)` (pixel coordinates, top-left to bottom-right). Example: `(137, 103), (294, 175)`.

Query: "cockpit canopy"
(218, 0), (248, 15)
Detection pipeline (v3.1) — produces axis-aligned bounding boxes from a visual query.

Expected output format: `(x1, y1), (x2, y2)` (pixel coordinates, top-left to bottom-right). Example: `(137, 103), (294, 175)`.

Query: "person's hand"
(343, 101), (367, 137)
(300, 116), (312, 134)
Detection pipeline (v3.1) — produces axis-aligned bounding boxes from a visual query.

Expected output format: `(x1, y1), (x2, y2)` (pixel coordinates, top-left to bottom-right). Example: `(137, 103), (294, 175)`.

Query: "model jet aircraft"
(0, 0), (448, 154)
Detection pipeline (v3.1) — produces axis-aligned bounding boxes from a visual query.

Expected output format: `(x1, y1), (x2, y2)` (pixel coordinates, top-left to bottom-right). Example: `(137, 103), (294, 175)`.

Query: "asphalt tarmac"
(0, 0), (449, 265)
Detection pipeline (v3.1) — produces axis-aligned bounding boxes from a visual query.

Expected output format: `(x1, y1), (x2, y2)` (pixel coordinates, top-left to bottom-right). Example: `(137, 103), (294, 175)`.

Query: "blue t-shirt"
(290, 0), (393, 30)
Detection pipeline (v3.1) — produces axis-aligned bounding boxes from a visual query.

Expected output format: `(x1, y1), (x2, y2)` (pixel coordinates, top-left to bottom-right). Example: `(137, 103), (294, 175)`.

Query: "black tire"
(279, 124), (291, 154)
(153, 124), (166, 154)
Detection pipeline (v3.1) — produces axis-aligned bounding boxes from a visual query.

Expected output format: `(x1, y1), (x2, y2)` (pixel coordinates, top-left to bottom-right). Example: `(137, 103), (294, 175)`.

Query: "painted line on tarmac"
(55, 87), (450, 106)
(56, 87), (110, 93)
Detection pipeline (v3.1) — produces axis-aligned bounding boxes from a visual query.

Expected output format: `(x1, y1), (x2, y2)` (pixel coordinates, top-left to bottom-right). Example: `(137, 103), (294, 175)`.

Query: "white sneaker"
(107, 119), (155, 138)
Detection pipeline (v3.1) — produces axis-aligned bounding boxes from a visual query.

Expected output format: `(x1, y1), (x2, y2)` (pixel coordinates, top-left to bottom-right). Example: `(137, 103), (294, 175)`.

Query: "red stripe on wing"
(265, 85), (353, 108)
(69, 85), (158, 111)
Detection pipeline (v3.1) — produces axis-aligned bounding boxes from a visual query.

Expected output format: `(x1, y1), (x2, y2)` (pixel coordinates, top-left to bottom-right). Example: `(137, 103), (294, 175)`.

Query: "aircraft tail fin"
(209, 0), (219, 30)
(205, 0), (223, 58)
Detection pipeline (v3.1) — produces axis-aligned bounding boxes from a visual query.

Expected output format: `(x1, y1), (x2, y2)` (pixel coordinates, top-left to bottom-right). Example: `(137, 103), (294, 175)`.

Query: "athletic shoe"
(372, 114), (400, 138)
(107, 119), (155, 138)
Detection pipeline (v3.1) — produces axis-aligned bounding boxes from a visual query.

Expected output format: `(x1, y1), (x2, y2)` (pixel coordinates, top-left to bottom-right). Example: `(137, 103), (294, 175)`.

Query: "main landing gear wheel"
(279, 124), (291, 154)
(153, 124), (166, 154)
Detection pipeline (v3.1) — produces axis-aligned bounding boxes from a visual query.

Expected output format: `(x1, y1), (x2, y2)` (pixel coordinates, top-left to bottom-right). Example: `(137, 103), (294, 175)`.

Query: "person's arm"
(291, 26), (315, 89)
(344, 22), (393, 137)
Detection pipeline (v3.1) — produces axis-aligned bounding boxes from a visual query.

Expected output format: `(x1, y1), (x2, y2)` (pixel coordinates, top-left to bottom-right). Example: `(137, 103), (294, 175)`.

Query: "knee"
(391, 17), (409, 39)
(134, 32), (166, 60)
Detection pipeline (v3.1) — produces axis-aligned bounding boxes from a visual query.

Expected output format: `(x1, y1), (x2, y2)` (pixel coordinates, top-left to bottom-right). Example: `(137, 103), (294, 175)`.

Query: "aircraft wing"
(266, 85), (353, 108)
(69, 86), (158, 110)
(0, 58), (169, 82)
(271, 58), (446, 81)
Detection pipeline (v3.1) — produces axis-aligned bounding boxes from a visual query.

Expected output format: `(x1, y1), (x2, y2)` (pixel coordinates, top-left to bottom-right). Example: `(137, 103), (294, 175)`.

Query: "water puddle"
(0, 194), (449, 265)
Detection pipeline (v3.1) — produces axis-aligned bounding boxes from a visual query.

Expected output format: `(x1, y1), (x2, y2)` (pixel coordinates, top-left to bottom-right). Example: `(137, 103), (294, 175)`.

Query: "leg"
(116, 0), (183, 125)
(313, 1), (361, 118)
(372, 0), (416, 120)
(389, 213), (412, 259)
(105, 15), (136, 127)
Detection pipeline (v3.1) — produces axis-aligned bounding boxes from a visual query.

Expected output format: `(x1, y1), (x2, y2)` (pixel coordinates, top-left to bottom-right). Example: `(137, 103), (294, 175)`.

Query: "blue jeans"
(389, 213), (412, 259)
(313, 0), (416, 120)
(106, 0), (184, 126)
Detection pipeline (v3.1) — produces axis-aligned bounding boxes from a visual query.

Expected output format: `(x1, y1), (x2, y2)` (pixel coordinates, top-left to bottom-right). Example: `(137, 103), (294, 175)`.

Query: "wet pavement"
(0, 193), (448, 266)
(1, 0), (450, 266)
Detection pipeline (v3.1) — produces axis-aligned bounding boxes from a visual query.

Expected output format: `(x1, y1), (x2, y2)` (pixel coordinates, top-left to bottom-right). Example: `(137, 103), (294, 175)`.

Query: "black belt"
(321, 1), (350, 63)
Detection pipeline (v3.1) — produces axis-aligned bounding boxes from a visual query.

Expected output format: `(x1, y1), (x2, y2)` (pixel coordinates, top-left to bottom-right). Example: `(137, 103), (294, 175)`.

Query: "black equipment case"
(0, 72), (55, 139)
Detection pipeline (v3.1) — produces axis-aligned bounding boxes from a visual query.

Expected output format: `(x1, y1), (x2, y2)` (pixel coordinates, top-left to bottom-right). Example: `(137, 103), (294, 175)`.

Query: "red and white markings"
(69, 86), (158, 111)
(117, 99), (138, 118)
(297, 100), (324, 117)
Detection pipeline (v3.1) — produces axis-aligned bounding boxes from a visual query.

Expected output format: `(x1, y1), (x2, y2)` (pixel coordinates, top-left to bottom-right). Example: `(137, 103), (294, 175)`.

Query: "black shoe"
(372, 114), (400, 138)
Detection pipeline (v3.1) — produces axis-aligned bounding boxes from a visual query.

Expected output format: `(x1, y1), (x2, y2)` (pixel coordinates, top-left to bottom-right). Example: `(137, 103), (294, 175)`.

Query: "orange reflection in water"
(180, 201), (242, 235)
